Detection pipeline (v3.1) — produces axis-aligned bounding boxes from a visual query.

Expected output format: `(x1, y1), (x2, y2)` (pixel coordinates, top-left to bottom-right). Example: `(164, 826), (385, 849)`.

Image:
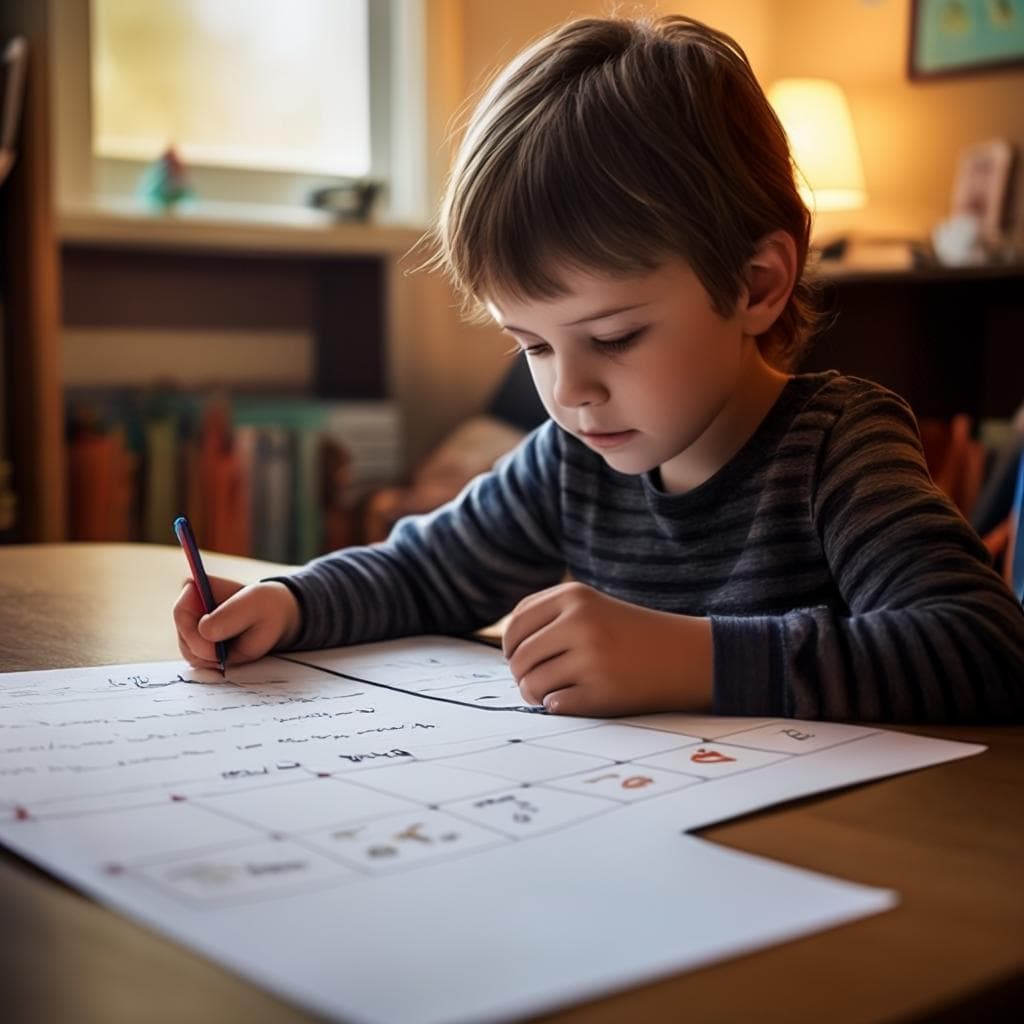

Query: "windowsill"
(58, 197), (429, 257)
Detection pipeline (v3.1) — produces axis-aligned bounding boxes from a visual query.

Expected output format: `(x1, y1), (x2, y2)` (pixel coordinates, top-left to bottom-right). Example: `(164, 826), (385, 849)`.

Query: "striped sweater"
(273, 370), (1024, 723)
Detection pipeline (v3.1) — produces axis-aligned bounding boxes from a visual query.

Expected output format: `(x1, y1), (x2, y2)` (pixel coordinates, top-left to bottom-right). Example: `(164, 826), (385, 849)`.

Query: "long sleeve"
(269, 420), (567, 650)
(711, 385), (1024, 722)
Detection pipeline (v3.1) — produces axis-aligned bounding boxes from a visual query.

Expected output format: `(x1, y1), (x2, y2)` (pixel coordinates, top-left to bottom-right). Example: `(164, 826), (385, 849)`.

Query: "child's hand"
(173, 577), (302, 670)
(502, 581), (713, 716)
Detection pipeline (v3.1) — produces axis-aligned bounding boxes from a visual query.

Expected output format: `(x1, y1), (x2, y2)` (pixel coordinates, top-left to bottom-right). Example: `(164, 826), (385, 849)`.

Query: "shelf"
(817, 258), (1024, 283)
(58, 199), (430, 258)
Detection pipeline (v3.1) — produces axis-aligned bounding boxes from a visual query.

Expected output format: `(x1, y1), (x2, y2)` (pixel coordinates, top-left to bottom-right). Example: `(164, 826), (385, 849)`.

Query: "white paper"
(0, 636), (985, 1024)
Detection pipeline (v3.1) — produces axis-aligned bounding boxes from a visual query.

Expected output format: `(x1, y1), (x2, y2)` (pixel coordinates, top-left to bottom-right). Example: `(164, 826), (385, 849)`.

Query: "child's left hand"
(501, 581), (713, 716)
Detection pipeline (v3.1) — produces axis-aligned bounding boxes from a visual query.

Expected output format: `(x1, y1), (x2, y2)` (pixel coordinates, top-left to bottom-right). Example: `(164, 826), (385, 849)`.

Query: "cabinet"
(802, 263), (1024, 421)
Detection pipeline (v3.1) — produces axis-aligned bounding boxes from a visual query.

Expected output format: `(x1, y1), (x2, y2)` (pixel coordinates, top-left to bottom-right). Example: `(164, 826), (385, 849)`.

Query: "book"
(63, 387), (402, 561)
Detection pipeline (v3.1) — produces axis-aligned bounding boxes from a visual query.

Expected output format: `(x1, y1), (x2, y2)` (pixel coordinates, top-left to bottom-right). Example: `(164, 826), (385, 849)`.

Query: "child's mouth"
(579, 429), (637, 449)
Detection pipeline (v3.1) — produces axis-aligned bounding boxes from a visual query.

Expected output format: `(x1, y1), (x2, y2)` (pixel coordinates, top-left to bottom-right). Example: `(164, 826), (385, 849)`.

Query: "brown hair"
(414, 13), (823, 369)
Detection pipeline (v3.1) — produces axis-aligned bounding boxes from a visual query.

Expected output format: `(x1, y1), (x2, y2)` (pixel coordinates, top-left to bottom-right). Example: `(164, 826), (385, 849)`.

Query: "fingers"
(174, 578), (204, 619)
(176, 632), (221, 671)
(516, 650), (577, 707)
(214, 615), (282, 666)
(173, 581), (217, 666)
(502, 588), (563, 661)
(541, 685), (596, 716)
(515, 645), (616, 717)
(206, 575), (246, 604)
(196, 586), (257, 645)
(507, 623), (569, 696)
(191, 583), (293, 666)
(529, 673), (616, 717)
(174, 578), (254, 667)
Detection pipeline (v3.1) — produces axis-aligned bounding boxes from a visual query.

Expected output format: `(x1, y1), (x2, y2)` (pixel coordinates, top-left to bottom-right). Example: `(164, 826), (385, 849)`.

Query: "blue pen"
(173, 515), (229, 673)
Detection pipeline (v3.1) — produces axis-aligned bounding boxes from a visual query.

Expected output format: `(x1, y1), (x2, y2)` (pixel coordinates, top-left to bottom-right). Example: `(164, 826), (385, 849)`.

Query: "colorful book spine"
(64, 388), (402, 561)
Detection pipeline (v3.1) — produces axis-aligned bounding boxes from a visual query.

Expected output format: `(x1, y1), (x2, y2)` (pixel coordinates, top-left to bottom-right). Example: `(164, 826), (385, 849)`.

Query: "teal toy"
(137, 145), (194, 211)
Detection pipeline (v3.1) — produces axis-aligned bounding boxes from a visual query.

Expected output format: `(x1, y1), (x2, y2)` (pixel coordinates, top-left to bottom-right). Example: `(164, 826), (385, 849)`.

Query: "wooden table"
(1, 544), (1021, 1023)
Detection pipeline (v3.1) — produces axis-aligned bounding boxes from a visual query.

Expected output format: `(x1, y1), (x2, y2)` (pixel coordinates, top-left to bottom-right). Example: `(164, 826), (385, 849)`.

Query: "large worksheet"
(0, 636), (983, 1024)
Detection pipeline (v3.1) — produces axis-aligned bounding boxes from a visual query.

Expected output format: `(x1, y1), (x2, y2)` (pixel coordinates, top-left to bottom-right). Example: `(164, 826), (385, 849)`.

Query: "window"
(92, 0), (372, 177)
(73, 0), (427, 222)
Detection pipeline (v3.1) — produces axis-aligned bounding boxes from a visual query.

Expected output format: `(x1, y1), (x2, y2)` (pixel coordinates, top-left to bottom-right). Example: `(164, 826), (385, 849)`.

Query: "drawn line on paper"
(275, 654), (548, 715)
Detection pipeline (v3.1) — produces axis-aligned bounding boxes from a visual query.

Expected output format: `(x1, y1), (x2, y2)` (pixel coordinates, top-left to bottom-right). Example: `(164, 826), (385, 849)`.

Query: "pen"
(173, 515), (228, 673)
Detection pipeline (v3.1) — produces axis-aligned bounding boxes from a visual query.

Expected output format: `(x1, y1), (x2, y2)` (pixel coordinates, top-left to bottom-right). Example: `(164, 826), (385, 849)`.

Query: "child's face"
(487, 257), (759, 480)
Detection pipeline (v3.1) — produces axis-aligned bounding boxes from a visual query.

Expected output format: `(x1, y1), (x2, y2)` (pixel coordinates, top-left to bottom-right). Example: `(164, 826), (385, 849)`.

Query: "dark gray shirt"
(274, 370), (1024, 723)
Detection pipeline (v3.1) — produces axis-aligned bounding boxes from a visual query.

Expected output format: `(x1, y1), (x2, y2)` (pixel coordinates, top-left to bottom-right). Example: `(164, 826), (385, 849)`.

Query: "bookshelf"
(3, 183), (461, 544)
(48, 215), (463, 549)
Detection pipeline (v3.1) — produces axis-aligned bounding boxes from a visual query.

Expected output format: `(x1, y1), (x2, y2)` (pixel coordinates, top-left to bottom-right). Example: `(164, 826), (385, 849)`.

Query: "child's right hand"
(173, 576), (302, 670)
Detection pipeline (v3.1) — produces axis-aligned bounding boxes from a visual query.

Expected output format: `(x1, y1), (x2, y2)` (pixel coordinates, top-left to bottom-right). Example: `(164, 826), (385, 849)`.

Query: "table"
(1, 543), (1021, 1023)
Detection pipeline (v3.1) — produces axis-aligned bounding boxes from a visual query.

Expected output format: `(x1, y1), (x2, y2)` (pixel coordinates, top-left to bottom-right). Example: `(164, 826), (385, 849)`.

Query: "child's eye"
(520, 343), (550, 357)
(593, 327), (645, 352)
(517, 327), (645, 358)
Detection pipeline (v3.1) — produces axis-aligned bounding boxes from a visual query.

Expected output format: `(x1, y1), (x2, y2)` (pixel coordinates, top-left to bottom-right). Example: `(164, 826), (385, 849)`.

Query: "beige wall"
(460, 0), (775, 92)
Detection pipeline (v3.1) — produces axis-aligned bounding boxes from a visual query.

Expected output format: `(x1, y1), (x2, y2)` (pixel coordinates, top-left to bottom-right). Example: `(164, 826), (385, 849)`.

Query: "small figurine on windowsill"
(137, 145), (195, 212)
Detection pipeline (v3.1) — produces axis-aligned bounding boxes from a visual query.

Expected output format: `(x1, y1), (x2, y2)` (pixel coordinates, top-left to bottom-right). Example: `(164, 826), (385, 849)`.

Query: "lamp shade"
(767, 78), (867, 212)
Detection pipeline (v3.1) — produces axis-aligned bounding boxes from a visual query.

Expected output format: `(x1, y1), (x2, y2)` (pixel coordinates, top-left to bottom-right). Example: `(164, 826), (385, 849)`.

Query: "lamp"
(767, 78), (866, 213)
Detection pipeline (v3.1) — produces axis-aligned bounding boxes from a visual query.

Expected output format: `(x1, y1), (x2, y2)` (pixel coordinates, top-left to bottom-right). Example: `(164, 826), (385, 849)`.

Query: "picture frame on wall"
(909, 0), (1024, 80)
(949, 138), (1016, 242)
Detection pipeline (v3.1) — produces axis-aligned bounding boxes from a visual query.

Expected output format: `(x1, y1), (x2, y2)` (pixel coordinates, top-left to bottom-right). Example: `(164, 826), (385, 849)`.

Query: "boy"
(174, 14), (1024, 722)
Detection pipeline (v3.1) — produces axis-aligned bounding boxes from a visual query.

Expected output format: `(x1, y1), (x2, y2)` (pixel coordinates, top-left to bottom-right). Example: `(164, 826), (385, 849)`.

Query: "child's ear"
(739, 230), (798, 337)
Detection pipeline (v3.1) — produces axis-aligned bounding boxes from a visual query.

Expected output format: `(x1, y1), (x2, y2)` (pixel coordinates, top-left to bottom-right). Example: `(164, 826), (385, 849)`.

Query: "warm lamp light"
(767, 78), (867, 212)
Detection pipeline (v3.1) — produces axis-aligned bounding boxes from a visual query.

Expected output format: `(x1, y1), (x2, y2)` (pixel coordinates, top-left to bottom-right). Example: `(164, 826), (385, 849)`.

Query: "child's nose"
(552, 360), (607, 408)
